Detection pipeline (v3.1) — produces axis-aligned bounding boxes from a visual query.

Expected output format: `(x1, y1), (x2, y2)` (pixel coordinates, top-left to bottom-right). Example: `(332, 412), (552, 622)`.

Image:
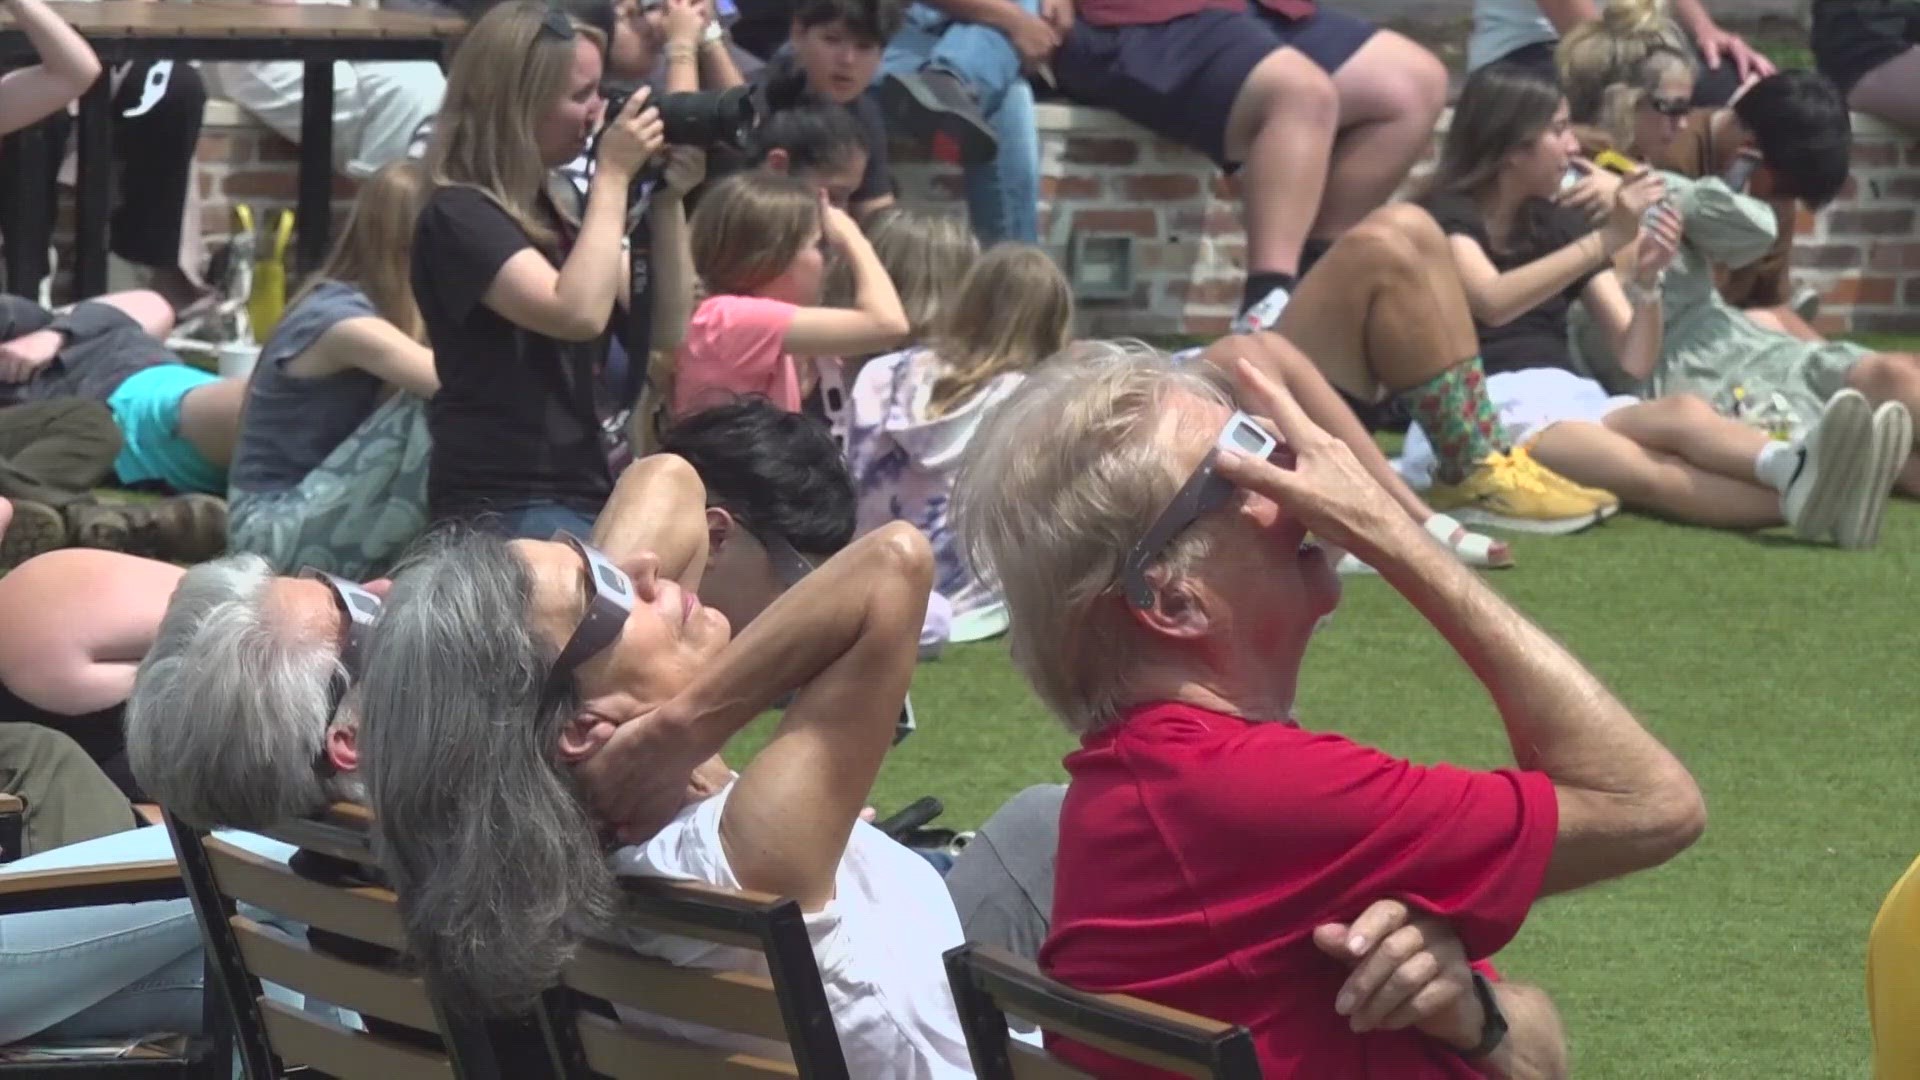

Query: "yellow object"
(248, 208), (296, 341)
(1594, 149), (1642, 176)
(1869, 855), (1920, 1079)
(1426, 448), (1617, 524)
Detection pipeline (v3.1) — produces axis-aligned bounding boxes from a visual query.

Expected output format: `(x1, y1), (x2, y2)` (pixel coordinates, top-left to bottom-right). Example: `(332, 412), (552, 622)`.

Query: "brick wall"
(176, 101), (1920, 339)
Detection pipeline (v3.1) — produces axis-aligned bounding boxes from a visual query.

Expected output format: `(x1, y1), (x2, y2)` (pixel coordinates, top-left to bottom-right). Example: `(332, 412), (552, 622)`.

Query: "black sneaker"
(878, 69), (998, 167)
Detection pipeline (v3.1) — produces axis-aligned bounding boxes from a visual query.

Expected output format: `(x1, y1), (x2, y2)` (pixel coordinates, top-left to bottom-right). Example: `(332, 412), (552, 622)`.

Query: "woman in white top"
(360, 510), (974, 1076)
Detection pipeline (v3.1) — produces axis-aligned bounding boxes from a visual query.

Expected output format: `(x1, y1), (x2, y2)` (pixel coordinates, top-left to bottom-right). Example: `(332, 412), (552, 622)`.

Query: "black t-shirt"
(1422, 194), (1601, 377)
(755, 53), (894, 204)
(411, 185), (614, 521)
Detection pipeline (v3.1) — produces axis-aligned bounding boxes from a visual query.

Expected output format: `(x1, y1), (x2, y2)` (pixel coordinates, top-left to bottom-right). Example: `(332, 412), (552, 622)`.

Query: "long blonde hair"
(425, 1), (602, 254)
(926, 245), (1073, 418)
(690, 170), (823, 295)
(839, 208), (979, 341)
(295, 161), (430, 341)
(1557, 0), (1693, 143)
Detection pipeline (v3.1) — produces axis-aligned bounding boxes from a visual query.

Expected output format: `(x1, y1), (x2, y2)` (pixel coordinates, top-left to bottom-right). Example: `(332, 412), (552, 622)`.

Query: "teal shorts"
(107, 365), (225, 495)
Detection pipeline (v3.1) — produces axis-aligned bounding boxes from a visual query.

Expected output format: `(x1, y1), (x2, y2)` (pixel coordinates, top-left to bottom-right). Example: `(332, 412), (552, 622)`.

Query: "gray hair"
(359, 530), (615, 1011)
(127, 554), (363, 830)
(953, 340), (1231, 734)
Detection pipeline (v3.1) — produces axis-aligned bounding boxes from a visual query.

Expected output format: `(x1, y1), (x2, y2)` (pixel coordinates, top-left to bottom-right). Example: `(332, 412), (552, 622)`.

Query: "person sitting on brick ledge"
(1813, 0), (1920, 140)
(1048, 0), (1446, 334)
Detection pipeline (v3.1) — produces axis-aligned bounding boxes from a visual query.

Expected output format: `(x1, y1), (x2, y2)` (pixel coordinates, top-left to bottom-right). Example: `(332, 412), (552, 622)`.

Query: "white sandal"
(1426, 513), (1513, 569)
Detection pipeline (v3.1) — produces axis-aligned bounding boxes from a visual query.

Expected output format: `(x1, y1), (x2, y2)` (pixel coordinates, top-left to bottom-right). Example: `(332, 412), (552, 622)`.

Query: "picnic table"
(0, 1), (463, 299)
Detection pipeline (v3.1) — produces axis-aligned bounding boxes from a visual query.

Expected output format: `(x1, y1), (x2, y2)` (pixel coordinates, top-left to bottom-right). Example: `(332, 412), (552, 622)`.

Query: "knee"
(1658, 393), (1719, 424)
(1340, 203), (1432, 272)
(1344, 32), (1448, 124)
(1247, 49), (1339, 129)
(1851, 353), (1920, 403)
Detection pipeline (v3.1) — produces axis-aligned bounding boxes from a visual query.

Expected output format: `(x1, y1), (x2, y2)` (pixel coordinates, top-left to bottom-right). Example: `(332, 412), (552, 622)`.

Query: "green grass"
(727, 336), (1920, 1075)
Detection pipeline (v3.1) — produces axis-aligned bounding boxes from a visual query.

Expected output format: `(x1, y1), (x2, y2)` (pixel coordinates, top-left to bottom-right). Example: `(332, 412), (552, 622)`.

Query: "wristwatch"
(1458, 971), (1509, 1059)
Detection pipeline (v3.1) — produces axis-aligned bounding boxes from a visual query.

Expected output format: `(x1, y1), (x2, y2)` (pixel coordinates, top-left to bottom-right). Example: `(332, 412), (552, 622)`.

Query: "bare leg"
(1744, 306), (1822, 342)
(1277, 201), (1484, 397)
(1202, 330), (1434, 524)
(1317, 32), (1448, 239)
(1223, 48), (1339, 278)
(1844, 353), (1920, 495)
(1848, 46), (1920, 138)
(1529, 420), (1782, 528)
(1601, 394), (1771, 479)
(175, 377), (248, 472)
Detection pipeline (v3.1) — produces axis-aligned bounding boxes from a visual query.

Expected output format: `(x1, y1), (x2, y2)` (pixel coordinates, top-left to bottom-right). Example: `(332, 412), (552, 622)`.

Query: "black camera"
(602, 82), (759, 151)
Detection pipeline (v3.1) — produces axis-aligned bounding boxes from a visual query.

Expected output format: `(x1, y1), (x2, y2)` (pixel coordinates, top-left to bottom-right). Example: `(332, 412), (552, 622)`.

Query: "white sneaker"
(1835, 399), (1912, 550)
(1782, 389), (1874, 543)
(1230, 287), (1291, 334)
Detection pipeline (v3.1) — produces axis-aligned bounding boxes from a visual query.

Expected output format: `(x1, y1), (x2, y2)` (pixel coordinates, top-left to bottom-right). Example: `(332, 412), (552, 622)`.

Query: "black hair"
(1733, 70), (1852, 210)
(743, 104), (870, 176)
(658, 398), (857, 556)
(553, 0), (617, 42)
(791, 0), (903, 45)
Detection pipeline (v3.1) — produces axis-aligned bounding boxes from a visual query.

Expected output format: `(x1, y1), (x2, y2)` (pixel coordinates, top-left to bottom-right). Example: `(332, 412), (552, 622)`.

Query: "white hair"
(127, 554), (362, 831)
(953, 340), (1231, 734)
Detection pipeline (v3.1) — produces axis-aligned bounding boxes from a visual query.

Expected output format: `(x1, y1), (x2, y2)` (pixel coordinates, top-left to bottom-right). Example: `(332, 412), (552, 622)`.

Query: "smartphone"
(1594, 149), (1641, 176)
(1723, 151), (1761, 192)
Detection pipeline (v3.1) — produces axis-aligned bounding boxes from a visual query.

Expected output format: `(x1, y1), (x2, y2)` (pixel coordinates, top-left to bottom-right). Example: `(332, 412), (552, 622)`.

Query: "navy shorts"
(1812, 0), (1920, 95)
(1053, 4), (1378, 167)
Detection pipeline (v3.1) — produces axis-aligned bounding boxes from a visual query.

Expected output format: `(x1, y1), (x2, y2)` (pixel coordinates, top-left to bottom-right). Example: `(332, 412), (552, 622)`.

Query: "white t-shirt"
(1469, 0), (1558, 71)
(607, 782), (975, 1079)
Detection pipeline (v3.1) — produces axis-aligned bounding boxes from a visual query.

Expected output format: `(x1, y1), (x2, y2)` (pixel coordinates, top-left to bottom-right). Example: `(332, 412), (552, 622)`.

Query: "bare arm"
(699, 37), (746, 90)
(665, 523), (930, 909)
(1534, 0), (1597, 33)
(482, 94), (661, 342)
(647, 163), (700, 356)
(1579, 271), (1663, 382)
(308, 318), (440, 398)
(1474, 983), (1569, 1080)
(0, 0), (101, 138)
(590, 452), (710, 594)
(784, 205), (910, 357)
(1449, 231), (1616, 330)
(1215, 359), (1706, 900)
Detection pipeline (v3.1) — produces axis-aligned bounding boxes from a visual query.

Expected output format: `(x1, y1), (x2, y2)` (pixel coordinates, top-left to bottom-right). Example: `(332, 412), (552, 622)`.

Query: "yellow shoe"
(1508, 445), (1621, 516)
(1427, 450), (1613, 535)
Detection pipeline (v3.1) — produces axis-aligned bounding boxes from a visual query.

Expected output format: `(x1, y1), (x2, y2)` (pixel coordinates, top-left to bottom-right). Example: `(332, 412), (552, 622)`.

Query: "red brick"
(1206, 241), (1247, 272)
(1067, 207), (1158, 236)
(255, 136), (302, 164)
(1826, 207), (1916, 236)
(1902, 142), (1920, 168)
(1868, 242), (1920, 270)
(1041, 175), (1103, 200)
(1813, 312), (1851, 336)
(1063, 136), (1139, 166)
(1789, 242), (1862, 270)
(1164, 278), (1243, 306)
(1122, 173), (1202, 200)
(1822, 275), (1898, 305)
(1179, 314), (1234, 338)
(195, 134), (245, 166)
(1853, 141), (1899, 168)
(222, 170), (358, 200)
(1168, 206), (1241, 237)
(1903, 277), (1920, 305)
(1077, 282), (1153, 308)
(1850, 310), (1920, 332)
(1794, 207), (1819, 236)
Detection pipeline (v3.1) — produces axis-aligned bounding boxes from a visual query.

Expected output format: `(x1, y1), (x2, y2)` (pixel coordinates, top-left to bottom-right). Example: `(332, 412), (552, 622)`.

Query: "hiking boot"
(69, 495), (228, 563)
(0, 499), (69, 569)
(1426, 449), (1615, 535)
(877, 69), (998, 166)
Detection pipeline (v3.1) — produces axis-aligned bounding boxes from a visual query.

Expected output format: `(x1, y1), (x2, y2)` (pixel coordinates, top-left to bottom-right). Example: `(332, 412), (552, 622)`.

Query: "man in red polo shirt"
(954, 344), (1708, 1077)
(1049, 0), (1446, 334)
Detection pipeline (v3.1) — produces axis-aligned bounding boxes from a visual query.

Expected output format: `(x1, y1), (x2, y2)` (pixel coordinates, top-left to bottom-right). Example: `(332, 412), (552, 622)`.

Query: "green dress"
(1571, 171), (1865, 434)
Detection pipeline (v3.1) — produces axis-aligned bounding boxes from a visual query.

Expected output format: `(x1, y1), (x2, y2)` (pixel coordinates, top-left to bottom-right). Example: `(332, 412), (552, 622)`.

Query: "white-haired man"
(953, 343), (1707, 1078)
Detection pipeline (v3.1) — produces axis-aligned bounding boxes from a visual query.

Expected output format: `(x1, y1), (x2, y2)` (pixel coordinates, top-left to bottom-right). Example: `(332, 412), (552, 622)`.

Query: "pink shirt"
(672, 295), (805, 415)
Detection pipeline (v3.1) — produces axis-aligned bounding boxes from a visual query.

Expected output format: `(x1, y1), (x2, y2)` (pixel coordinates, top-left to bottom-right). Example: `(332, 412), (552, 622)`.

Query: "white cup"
(217, 342), (260, 380)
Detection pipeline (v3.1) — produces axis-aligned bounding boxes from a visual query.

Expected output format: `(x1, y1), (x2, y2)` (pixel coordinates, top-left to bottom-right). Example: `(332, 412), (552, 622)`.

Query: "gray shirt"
(943, 784), (1065, 963)
(228, 281), (389, 494)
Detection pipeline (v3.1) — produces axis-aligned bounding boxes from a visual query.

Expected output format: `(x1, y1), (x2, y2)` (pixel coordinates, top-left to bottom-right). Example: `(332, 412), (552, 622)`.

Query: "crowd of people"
(0, 0), (1917, 1074)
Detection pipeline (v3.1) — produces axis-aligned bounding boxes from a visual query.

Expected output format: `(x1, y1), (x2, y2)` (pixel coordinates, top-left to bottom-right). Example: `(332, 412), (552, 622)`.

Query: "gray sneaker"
(1835, 399), (1911, 550)
(1782, 389), (1874, 543)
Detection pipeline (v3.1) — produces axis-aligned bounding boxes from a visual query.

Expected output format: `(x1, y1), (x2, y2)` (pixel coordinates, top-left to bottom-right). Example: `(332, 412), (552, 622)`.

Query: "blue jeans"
(881, 1), (1042, 245)
(489, 501), (600, 541)
(0, 827), (301, 1043)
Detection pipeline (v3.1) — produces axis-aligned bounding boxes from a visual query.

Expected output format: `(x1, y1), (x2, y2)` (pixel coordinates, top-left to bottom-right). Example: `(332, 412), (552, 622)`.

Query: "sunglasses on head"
(537, 4), (577, 39)
(547, 532), (638, 691)
(1119, 411), (1281, 610)
(757, 531), (817, 590)
(1645, 94), (1691, 118)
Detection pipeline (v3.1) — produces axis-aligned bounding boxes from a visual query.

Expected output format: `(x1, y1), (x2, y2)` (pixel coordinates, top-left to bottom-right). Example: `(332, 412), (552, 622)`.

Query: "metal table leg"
(72, 74), (114, 300)
(297, 59), (335, 272)
(0, 124), (50, 298)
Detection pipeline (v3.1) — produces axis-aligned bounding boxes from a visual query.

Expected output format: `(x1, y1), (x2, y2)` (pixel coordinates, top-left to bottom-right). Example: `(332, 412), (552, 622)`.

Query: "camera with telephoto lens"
(601, 82), (759, 153)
